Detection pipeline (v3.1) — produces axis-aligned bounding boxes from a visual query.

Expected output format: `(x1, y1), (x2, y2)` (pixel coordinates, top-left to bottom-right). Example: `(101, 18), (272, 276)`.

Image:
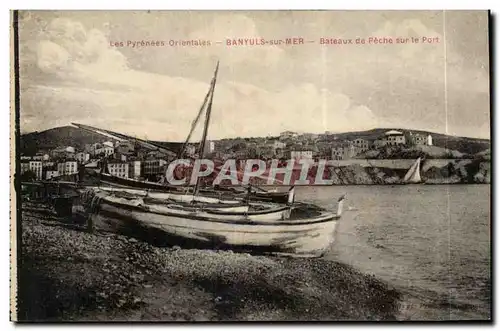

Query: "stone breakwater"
(17, 202), (401, 322)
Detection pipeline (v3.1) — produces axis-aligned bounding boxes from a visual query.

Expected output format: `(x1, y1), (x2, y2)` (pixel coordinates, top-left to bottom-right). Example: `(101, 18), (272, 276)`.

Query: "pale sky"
(18, 10), (490, 141)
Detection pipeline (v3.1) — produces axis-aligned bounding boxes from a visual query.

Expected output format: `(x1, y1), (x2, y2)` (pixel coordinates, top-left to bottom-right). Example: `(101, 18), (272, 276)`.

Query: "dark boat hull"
(95, 173), (291, 204)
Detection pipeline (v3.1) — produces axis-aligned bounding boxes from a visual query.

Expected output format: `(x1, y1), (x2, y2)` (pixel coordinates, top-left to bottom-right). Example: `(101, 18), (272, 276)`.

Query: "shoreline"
(17, 202), (402, 322)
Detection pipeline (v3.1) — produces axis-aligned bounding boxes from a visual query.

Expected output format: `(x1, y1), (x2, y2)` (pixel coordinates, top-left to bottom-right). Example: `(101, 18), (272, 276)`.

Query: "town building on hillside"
(107, 160), (130, 179)
(351, 138), (370, 153)
(331, 141), (357, 160)
(43, 161), (55, 168)
(29, 161), (43, 180)
(21, 162), (30, 174)
(142, 159), (168, 178)
(280, 131), (298, 140)
(184, 145), (196, 157)
(116, 140), (135, 154)
(408, 132), (434, 146)
(51, 146), (76, 159)
(57, 161), (78, 175)
(427, 134), (433, 146)
(203, 141), (215, 155)
(75, 152), (90, 164)
(287, 148), (313, 160)
(273, 140), (286, 150)
(91, 143), (114, 157)
(129, 160), (142, 180)
(383, 130), (406, 146)
(32, 153), (44, 161)
(112, 152), (129, 162)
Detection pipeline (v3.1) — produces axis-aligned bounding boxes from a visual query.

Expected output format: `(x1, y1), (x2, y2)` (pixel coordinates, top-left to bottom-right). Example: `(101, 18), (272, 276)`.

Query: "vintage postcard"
(10, 10), (491, 322)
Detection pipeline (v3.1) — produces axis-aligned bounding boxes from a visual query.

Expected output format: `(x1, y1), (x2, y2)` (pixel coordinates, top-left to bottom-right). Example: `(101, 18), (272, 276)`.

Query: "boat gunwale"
(92, 194), (340, 226)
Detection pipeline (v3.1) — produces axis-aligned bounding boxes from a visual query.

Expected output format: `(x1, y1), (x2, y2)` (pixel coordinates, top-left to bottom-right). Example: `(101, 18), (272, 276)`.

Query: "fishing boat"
(402, 157), (423, 184)
(75, 187), (346, 257)
(209, 184), (292, 204)
(73, 64), (294, 204)
(73, 62), (347, 257)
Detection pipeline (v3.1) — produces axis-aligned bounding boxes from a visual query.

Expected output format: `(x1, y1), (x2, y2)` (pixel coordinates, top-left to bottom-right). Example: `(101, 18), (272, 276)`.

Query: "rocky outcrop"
(326, 159), (490, 185)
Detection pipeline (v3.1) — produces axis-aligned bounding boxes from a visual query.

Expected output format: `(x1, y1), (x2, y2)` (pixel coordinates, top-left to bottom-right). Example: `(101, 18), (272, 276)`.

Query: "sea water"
(296, 185), (491, 320)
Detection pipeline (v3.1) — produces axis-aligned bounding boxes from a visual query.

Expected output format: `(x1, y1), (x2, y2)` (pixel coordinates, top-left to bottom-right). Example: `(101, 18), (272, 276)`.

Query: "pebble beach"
(17, 201), (402, 322)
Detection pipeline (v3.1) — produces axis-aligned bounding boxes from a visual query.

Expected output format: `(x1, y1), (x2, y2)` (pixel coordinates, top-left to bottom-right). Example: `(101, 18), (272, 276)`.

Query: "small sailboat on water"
(402, 157), (423, 184)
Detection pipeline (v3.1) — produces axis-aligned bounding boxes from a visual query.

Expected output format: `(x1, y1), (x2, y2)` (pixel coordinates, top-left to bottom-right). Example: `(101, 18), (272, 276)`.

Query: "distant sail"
(403, 158), (422, 184)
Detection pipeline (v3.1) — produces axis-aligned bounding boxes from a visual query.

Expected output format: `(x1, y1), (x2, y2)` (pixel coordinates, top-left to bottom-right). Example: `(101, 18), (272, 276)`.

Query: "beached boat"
(90, 164), (293, 204)
(83, 185), (291, 218)
(215, 185), (291, 204)
(75, 188), (346, 257)
(98, 171), (174, 191)
(72, 62), (346, 256)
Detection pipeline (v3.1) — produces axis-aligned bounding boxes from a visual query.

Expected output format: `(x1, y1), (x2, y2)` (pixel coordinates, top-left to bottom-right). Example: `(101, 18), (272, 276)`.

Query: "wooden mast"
(178, 82), (214, 159)
(193, 61), (219, 196)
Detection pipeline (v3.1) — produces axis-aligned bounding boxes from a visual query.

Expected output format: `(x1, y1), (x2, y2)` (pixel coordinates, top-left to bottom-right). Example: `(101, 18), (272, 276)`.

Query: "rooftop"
(385, 130), (404, 136)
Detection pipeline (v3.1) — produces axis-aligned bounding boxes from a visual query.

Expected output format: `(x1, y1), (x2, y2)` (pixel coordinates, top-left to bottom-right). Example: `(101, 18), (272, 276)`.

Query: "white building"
(94, 145), (114, 157)
(289, 150), (313, 160)
(108, 161), (129, 178)
(427, 134), (433, 146)
(351, 138), (370, 153)
(88, 142), (115, 157)
(383, 130), (406, 146)
(280, 131), (298, 140)
(185, 145), (196, 156)
(29, 161), (43, 180)
(21, 162), (30, 174)
(273, 141), (286, 150)
(57, 161), (78, 175)
(75, 152), (90, 164)
(409, 132), (433, 146)
(129, 160), (142, 179)
(331, 143), (356, 160)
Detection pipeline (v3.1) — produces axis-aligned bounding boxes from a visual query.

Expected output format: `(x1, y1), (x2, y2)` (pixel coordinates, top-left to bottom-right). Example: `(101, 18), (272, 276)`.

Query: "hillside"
(19, 126), (490, 157)
(357, 144), (469, 160)
(19, 126), (184, 156)
(328, 128), (490, 155)
(19, 126), (110, 155)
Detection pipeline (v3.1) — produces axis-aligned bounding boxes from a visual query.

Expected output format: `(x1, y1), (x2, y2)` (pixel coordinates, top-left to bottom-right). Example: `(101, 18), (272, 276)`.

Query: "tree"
(20, 170), (37, 182)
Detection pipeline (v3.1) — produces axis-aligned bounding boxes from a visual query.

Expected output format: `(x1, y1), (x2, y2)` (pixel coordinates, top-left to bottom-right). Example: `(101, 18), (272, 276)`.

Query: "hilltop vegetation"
(19, 126), (110, 155)
(357, 144), (477, 160)
(330, 128), (490, 155)
(18, 125), (490, 158)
